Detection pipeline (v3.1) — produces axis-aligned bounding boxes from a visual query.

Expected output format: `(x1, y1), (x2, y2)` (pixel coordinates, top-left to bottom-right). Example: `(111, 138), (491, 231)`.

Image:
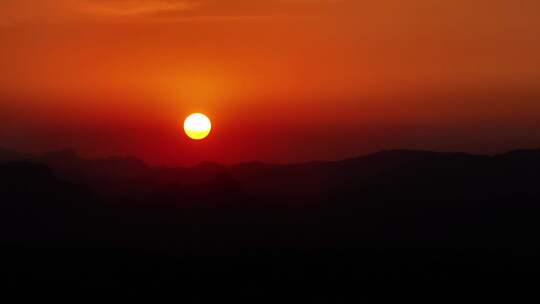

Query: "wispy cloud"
(0, 0), (343, 25)
(0, 0), (195, 25)
(80, 0), (195, 17)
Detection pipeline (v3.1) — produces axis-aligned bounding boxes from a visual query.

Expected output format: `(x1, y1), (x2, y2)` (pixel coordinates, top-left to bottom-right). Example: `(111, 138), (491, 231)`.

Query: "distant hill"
(3, 146), (540, 288)
(2, 146), (540, 204)
(0, 147), (27, 162)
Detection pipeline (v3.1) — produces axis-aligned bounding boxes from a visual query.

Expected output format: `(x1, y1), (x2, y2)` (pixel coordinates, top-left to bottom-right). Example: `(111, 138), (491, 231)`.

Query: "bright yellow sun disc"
(184, 113), (212, 140)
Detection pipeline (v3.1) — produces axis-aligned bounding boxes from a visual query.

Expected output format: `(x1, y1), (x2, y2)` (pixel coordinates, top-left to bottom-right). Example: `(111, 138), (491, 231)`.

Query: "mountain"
(0, 147), (27, 162)
(2, 146), (540, 204)
(3, 147), (540, 291)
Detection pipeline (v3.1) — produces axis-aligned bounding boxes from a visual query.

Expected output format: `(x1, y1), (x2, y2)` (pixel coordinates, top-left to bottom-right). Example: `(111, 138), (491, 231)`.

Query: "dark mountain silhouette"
(2, 147), (540, 294)
(0, 147), (27, 161)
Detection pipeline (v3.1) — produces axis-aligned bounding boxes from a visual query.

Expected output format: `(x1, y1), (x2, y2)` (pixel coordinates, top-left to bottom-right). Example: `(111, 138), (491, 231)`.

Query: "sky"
(1, 0), (540, 165)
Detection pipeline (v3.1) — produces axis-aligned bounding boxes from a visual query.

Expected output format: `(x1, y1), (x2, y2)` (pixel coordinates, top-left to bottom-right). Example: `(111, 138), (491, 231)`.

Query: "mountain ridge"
(2, 146), (540, 204)
(3, 146), (538, 169)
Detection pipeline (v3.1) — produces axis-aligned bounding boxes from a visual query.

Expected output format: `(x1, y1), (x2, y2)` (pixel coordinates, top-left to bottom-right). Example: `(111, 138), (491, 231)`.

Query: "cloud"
(5, 0), (538, 27)
(82, 0), (345, 21)
(80, 0), (195, 17)
(0, 0), (194, 25)
(0, 0), (343, 25)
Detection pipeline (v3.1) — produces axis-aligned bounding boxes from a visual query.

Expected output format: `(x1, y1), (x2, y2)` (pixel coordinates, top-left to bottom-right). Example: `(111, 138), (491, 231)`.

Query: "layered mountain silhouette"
(2, 146), (540, 292)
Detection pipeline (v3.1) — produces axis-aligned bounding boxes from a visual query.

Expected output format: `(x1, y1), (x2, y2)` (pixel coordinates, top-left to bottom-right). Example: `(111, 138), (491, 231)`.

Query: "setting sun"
(184, 113), (212, 140)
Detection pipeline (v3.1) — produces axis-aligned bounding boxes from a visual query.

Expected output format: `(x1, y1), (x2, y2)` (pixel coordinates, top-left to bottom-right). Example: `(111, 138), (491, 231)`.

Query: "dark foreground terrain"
(1, 147), (540, 297)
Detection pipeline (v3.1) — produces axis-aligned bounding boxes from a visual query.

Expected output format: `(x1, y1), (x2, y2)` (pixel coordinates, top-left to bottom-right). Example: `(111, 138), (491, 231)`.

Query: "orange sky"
(1, 0), (540, 164)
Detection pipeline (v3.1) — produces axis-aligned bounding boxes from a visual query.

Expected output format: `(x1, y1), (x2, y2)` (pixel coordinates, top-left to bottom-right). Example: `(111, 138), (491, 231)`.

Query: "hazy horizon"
(1, 0), (540, 165)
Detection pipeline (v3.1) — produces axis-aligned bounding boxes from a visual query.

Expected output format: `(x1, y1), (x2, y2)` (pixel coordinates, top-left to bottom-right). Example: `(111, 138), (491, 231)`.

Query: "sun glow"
(183, 113), (212, 140)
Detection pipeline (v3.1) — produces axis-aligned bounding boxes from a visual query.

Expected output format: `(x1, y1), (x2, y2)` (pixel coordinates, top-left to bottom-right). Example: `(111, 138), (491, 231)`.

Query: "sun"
(184, 113), (212, 140)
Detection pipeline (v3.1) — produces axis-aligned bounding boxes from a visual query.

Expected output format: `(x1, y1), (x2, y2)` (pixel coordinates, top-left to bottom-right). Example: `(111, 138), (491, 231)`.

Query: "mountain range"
(2, 146), (540, 292)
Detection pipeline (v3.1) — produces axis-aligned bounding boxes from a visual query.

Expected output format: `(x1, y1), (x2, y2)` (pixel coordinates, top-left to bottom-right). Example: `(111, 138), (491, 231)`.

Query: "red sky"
(1, 0), (540, 165)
